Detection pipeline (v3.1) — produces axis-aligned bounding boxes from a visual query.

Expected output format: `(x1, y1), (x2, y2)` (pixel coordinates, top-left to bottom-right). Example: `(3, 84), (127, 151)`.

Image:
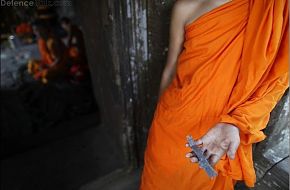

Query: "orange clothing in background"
(28, 38), (54, 80)
(29, 37), (68, 82)
(16, 22), (33, 35)
(38, 38), (54, 66)
(140, 0), (288, 189)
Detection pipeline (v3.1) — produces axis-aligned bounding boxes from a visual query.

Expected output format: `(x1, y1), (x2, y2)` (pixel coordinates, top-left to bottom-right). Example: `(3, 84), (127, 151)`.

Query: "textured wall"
(74, 0), (128, 170)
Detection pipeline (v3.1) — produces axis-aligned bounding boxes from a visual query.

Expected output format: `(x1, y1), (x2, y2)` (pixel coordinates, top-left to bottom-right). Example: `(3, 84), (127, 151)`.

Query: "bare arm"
(158, 2), (191, 98)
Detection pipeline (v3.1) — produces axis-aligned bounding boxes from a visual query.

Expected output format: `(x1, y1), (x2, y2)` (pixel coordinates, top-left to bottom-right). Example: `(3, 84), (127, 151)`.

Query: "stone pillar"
(74, 0), (150, 169)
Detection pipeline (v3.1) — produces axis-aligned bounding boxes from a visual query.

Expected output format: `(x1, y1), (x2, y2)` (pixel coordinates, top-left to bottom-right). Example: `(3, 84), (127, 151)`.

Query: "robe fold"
(140, 0), (289, 189)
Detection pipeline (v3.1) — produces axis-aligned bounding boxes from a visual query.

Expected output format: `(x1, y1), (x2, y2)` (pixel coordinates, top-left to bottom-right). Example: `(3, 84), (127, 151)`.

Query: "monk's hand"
(185, 123), (240, 166)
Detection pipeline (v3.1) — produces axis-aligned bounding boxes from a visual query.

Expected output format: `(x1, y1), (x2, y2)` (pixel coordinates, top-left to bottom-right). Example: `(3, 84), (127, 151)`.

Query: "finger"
(208, 154), (220, 166)
(198, 133), (212, 145)
(201, 146), (206, 153)
(195, 139), (203, 145)
(220, 139), (230, 150)
(190, 157), (198, 163)
(208, 146), (226, 166)
(186, 151), (197, 157)
(203, 142), (217, 160)
(204, 149), (213, 160)
(185, 152), (193, 158)
(227, 140), (240, 160)
(186, 140), (203, 147)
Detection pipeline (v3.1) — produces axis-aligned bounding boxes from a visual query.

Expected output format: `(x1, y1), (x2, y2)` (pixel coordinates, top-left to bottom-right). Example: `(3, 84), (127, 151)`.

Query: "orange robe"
(38, 38), (54, 66)
(29, 38), (68, 82)
(28, 38), (54, 79)
(140, 0), (289, 189)
(16, 22), (33, 35)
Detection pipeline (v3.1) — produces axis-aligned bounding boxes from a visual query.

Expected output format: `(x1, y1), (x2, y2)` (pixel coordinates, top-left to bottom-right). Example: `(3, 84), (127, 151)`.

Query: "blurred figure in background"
(15, 21), (34, 44)
(60, 17), (89, 82)
(16, 22), (33, 35)
(28, 22), (69, 84)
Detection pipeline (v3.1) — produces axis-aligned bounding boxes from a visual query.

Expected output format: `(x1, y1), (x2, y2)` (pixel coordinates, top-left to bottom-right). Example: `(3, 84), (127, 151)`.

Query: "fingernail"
(191, 158), (198, 163)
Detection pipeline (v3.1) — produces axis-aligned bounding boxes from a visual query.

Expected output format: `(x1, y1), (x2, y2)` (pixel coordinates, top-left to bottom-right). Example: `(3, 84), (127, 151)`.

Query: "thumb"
(194, 139), (203, 145)
(227, 140), (240, 160)
(198, 133), (212, 145)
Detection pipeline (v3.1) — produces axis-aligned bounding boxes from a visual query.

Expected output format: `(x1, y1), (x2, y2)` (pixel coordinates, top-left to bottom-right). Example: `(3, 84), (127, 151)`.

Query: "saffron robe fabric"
(140, 0), (289, 189)
(29, 38), (69, 81)
(38, 38), (54, 66)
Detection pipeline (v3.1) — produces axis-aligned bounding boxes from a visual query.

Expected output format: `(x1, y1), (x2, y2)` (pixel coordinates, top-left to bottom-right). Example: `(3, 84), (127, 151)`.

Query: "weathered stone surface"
(251, 91), (289, 189)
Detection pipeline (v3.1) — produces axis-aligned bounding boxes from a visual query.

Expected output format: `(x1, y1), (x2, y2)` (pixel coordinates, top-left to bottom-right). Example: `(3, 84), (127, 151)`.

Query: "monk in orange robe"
(16, 22), (33, 37)
(28, 25), (68, 83)
(28, 25), (54, 77)
(140, 0), (289, 189)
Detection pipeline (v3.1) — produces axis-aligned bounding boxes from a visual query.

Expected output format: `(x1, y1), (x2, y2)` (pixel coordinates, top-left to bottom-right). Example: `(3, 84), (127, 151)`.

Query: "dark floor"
(80, 168), (287, 190)
(80, 169), (141, 190)
(1, 120), (124, 190)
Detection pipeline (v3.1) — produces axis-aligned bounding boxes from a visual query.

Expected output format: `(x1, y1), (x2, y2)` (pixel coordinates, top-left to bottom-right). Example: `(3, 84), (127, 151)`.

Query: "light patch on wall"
(136, 9), (148, 62)
(263, 126), (289, 164)
(282, 95), (289, 115)
(127, 0), (132, 18)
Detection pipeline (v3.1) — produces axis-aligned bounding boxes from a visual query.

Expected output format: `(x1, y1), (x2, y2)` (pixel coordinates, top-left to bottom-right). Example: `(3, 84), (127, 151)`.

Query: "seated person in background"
(28, 22), (69, 84)
(60, 17), (89, 82)
(15, 21), (34, 43)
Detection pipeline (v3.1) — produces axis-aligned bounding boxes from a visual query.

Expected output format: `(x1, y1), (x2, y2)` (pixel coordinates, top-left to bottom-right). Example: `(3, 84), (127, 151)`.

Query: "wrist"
(219, 122), (240, 133)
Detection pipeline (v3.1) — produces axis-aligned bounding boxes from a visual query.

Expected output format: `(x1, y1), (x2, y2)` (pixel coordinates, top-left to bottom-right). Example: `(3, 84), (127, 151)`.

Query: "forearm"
(220, 73), (289, 145)
(157, 0), (190, 99)
(158, 64), (176, 98)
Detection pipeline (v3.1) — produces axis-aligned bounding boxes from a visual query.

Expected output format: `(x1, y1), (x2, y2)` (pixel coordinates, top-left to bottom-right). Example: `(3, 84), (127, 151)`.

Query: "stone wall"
(74, 0), (129, 171)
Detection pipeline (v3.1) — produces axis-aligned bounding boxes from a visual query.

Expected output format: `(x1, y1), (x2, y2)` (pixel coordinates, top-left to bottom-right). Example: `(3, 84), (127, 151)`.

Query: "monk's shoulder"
(173, 0), (200, 10)
(172, 0), (200, 20)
